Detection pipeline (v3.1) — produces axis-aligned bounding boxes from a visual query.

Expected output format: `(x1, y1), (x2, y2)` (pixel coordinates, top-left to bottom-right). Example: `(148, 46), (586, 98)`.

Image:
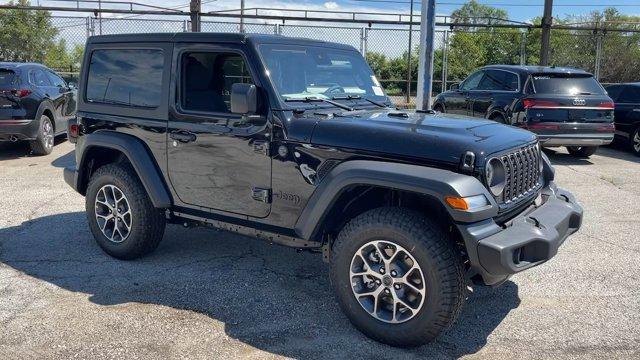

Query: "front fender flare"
(77, 131), (172, 208)
(294, 160), (498, 240)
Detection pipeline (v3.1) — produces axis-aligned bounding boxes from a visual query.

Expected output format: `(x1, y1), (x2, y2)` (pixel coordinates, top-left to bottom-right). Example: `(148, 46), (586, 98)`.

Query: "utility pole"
(416, 0), (436, 110)
(190, 0), (201, 32)
(540, 0), (553, 65)
(240, 0), (245, 33)
(405, 0), (414, 106)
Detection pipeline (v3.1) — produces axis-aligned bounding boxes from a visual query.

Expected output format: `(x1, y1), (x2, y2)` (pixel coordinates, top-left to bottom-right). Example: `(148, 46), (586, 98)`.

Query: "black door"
(470, 69), (520, 118)
(44, 69), (75, 132)
(167, 45), (272, 218)
(613, 85), (640, 139)
(450, 70), (484, 115)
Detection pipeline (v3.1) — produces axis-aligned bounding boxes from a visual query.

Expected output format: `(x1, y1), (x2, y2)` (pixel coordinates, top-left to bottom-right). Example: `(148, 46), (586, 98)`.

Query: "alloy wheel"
(42, 119), (54, 150)
(633, 130), (640, 153)
(349, 240), (426, 323)
(94, 184), (132, 243)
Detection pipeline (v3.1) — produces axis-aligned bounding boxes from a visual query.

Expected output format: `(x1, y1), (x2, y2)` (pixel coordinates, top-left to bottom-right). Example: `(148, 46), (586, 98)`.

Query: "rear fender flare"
(77, 131), (172, 208)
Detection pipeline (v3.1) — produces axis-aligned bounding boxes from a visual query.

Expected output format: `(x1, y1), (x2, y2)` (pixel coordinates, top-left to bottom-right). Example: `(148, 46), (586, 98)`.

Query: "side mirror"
(230, 83), (257, 115)
(449, 83), (459, 91)
(68, 82), (77, 90)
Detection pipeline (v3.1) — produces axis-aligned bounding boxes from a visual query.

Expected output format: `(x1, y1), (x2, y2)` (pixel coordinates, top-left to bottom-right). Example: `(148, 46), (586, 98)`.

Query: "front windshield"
(258, 43), (388, 104)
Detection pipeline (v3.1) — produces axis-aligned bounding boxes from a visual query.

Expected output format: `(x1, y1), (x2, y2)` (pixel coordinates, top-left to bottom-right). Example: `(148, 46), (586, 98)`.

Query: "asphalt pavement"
(0, 139), (638, 359)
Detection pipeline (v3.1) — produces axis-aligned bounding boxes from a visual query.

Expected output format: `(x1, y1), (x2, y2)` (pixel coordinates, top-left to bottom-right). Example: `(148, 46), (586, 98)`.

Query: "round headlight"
(486, 157), (506, 196)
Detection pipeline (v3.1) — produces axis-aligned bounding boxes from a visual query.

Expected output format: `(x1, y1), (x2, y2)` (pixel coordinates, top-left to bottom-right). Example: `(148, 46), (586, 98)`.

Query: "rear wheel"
(433, 104), (444, 113)
(330, 207), (465, 347)
(490, 113), (507, 124)
(86, 163), (166, 260)
(29, 115), (54, 155)
(630, 126), (640, 157)
(567, 146), (598, 158)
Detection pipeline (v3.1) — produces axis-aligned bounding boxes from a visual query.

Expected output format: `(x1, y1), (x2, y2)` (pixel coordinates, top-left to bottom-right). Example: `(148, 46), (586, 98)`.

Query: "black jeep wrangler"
(63, 33), (583, 347)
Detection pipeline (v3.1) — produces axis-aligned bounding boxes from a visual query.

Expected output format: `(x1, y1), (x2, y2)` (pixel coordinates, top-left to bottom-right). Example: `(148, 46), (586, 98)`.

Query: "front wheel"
(330, 207), (465, 347)
(567, 146), (598, 158)
(86, 163), (166, 260)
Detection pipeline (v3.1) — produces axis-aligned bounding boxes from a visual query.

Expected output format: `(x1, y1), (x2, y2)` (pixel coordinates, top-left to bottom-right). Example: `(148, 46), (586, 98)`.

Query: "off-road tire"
(567, 146), (598, 158)
(86, 163), (166, 260)
(330, 207), (466, 347)
(29, 115), (54, 155)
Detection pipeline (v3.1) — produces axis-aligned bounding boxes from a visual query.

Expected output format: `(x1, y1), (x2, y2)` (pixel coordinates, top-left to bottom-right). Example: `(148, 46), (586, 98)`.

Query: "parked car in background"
(0, 62), (77, 155)
(605, 83), (640, 156)
(433, 65), (615, 158)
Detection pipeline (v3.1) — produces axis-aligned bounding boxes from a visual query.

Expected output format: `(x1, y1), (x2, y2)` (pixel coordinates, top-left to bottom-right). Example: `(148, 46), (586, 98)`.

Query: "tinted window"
(46, 71), (66, 87)
(461, 71), (484, 91)
(180, 52), (253, 113)
(606, 85), (624, 101)
(30, 69), (51, 87)
(0, 70), (16, 86)
(532, 74), (605, 95)
(478, 70), (518, 91)
(618, 86), (640, 103)
(86, 49), (164, 108)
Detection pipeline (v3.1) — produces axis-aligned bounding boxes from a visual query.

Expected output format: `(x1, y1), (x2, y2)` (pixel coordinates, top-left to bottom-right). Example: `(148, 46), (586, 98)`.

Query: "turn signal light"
(445, 195), (489, 211)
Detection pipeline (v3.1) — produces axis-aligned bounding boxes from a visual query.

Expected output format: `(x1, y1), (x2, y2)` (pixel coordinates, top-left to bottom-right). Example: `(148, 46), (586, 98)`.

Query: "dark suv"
(0, 62), (77, 155)
(605, 83), (640, 156)
(433, 65), (615, 158)
(63, 33), (583, 347)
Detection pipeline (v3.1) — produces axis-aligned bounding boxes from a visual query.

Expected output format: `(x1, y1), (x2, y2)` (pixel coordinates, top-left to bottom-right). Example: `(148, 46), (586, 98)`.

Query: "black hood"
(309, 110), (537, 166)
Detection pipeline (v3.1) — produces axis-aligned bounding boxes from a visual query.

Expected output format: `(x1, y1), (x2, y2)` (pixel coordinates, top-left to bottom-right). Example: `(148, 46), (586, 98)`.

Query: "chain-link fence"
(38, 15), (640, 108)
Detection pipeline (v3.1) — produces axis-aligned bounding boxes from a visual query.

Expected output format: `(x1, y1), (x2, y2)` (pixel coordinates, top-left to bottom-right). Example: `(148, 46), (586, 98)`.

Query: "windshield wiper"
(284, 97), (354, 111)
(331, 94), (388, 108)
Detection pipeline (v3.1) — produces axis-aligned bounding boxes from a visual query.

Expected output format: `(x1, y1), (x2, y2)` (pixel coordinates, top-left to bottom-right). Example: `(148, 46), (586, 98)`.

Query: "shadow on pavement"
(0, 137), (68, 161)
(542, 148), (594, 166)
(0, 212), (520, 359)
(50, 150), (75, 168)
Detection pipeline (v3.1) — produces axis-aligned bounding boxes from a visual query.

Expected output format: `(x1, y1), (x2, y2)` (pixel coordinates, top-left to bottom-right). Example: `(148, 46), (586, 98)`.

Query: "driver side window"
(180, 51), (253, 113)
(461, 71), (484, 91)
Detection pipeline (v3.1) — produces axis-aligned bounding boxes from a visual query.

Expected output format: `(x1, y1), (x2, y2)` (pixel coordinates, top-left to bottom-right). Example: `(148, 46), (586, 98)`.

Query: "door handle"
(170, 131), (197, 143)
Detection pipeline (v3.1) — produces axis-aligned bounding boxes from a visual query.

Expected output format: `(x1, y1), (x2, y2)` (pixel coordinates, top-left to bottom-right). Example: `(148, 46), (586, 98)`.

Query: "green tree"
(447, 1), (521, 82)
(0, 0), (58, 62)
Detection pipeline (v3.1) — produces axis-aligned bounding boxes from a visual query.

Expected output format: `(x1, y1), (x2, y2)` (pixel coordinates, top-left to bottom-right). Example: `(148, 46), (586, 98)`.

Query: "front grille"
(496, 142), (542, 205)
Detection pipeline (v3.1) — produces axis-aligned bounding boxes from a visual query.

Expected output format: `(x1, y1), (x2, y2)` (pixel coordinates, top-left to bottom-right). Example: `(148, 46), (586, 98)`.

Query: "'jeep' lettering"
(273, 190), (300, 205)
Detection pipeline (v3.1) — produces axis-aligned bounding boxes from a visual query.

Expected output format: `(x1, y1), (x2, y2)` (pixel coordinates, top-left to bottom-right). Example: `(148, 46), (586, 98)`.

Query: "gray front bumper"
(458, 183), (583, 285)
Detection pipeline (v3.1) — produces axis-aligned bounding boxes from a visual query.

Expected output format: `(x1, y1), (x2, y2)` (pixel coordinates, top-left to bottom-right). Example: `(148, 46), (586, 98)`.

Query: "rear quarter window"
(86, 49), (164, 108)
(532, 74), (605, 95)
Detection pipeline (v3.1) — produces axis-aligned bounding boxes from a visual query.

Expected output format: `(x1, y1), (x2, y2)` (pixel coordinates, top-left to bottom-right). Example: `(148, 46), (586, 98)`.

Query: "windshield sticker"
(371, 75), (381, 87)
(372, 86), (384, 96)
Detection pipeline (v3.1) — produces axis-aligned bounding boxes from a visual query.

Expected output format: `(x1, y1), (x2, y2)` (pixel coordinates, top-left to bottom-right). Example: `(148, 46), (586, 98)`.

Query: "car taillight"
(526, 123), (560, 130)
(597, 101), (615, 109)
(596, 123), (615, 132)
(523, 99), (560, 109)
(11, 89), (32, 97)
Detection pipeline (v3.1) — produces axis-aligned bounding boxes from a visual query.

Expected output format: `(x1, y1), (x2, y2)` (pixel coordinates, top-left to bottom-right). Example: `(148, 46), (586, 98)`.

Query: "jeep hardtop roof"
(87, 32), (356, 51)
